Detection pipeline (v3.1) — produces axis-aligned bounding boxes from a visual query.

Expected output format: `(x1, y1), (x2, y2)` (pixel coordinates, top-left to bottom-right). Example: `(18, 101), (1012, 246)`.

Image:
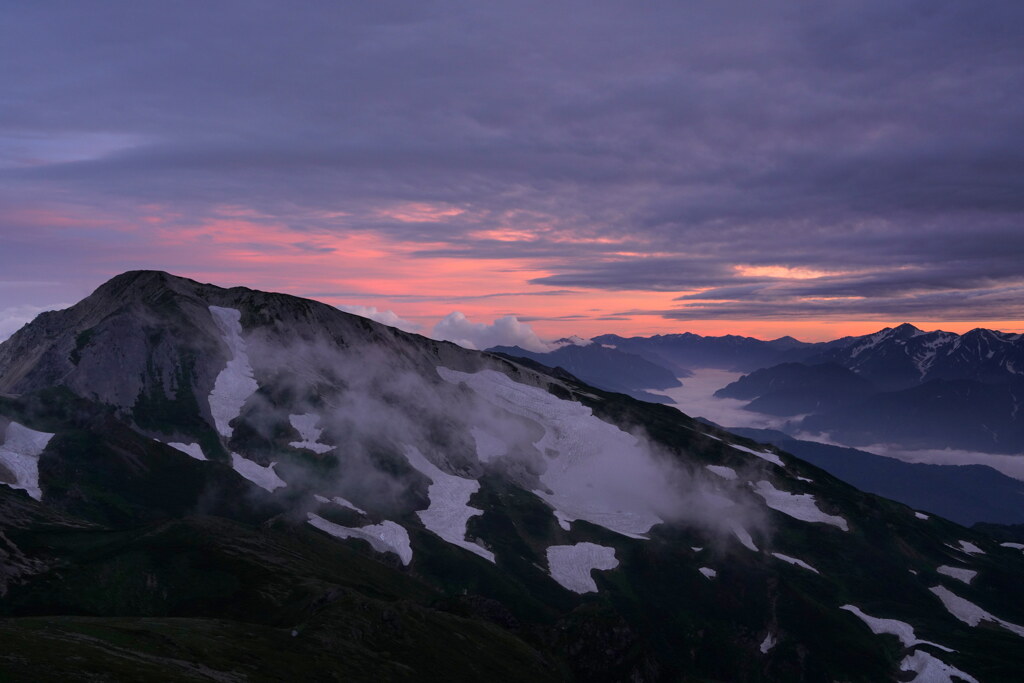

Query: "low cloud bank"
(337, 304), (421, 334)
(432, 312), (551, 353)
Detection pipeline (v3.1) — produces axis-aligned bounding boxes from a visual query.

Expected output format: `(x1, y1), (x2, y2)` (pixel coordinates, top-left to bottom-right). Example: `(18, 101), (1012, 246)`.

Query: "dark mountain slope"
(715, 362), (877, 415)
(487, 343), (681, 403)
(728, 428), (1024, 527)
(0, 272), (1022, 681)
(801, 378), (1024, 453)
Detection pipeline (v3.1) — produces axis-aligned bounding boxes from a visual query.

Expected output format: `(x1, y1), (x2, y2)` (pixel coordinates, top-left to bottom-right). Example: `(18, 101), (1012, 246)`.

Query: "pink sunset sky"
(3, 3), (1023, 346)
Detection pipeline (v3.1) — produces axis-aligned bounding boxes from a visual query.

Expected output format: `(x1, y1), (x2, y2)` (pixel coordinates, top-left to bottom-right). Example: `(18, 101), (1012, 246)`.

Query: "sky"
(2, 1), (1023, 347)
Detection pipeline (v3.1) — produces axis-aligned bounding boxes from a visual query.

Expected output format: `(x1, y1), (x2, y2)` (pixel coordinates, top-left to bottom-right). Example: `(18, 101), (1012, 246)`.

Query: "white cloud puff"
(432, 312), (550, 352)
(337, 305), (421, 334)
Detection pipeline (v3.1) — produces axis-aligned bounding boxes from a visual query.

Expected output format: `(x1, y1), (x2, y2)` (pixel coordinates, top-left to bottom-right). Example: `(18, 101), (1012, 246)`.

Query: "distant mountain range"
(498, 324), (1024, 454)
(3, 272), (1023, 680)
(713, 324), (1024, 453)
(487, 341), (684, 403)
(590, 331), (853, 374)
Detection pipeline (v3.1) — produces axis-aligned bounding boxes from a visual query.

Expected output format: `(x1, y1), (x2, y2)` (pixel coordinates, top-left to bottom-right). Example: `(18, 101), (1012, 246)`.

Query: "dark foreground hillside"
(1, 271), (1022, 682)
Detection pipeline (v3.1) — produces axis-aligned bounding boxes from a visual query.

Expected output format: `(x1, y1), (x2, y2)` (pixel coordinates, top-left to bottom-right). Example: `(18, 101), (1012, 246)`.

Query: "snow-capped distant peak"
(549, 335), (593, 348)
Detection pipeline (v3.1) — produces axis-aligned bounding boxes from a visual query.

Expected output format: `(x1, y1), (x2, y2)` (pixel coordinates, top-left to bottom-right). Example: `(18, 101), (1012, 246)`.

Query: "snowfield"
(728, 443), (784, 467)
(469, 426), (506, 462)
(314, 494), (367, 515)
(771, 553), (819, 574)
(936, 565), (977, 585)
(759, 633), (776, 654)
(166, 441), (206, 461)
(230, 452), (286, 491)
(900, 650), (978, 683)
(706, 464), (738, 480)
(208, 307), (259, 438)
(730, 522), (759, 552)
(753, 480), (849, 531)
(699, 567), (717, 579)
(553, 509), (573, 531)
(546, 542), (619, 593)
(437, 367), (662, 539)
(914, 511), (930, 520)
(0, 421), (54, 501)
(929, 585), (1024, 638)
(288, 413), (333, 454)
(955, 540), (985, 555)
(404, 446), (494, 562)
(308, 513), (412, 565)
(840, 605), (951, 651)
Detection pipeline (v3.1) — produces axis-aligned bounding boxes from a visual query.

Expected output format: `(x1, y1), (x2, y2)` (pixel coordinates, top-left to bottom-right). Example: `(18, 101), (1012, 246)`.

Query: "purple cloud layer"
(1, 1), (1023, 323)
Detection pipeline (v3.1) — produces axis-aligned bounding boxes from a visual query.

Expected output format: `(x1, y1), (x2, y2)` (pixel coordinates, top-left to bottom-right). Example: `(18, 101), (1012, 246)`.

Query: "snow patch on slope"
(553, 509), (573, 531)
(288, 413), (333, 454)
(728, 443), (784, 467)
(937, 566), (977, 585)
(313, 494), (367, 515)
(772, 553), (819, 574)
(699, 567), (717, 579)
(166, 442), (206, 461)
(546, 542), (618, 593)
(900, 650), (978, 683)
(437, 367), (662, 539)
(759, 633), (776, 654)
(753, 480), (849, 531)
(956, 540), (985, 555)
(469, 426), (506, 462)
(403, 445), (494, 562)
(840, 605), (952, 651)
(308, 513), (412, 565)
(231, 452), (286, 491)
(731, 522), (759, 552)
(706, 464), (738, 480)
(929, 585), (1024, 638)
(208, 306), (259, 438)
(0, 422), (54, 501)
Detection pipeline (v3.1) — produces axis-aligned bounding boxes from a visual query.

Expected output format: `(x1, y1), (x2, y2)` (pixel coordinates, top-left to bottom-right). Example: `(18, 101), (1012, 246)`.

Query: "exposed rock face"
(0, 271), (559, 443)
(1, 272), (1023, 682)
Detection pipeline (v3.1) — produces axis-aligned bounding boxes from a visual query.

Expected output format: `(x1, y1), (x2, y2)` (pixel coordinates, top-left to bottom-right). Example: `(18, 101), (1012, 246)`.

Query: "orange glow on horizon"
(12, 203), (1021, 344)
(140, 215), (1024, 342)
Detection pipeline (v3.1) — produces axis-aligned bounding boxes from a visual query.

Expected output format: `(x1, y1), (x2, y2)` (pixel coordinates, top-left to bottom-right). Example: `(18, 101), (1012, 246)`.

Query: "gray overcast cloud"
(1, 1), (1022, 324)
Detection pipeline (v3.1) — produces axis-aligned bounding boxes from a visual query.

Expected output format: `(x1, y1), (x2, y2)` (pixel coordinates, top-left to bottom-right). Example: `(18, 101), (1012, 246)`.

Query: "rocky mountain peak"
(2, 273), (1024, 680)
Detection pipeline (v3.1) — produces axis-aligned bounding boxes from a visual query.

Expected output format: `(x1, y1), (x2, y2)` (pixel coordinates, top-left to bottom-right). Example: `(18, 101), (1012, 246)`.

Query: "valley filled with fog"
(650, 369), (1024, 482)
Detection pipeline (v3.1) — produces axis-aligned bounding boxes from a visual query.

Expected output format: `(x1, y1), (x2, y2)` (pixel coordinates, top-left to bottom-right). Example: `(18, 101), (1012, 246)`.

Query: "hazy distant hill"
(487, 342), (682, 403)
(714, 362), (876, 415)
(729, 427), (1024, 527)
(591, 332), (854, 373)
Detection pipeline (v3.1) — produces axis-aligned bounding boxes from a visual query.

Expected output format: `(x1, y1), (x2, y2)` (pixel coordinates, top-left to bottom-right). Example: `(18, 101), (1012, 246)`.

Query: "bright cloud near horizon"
(2, 1), (1023, 344)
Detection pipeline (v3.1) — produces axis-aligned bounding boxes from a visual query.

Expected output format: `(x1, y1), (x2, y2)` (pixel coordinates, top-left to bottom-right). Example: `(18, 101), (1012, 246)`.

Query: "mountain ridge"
(1, 272), (1023, 681)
